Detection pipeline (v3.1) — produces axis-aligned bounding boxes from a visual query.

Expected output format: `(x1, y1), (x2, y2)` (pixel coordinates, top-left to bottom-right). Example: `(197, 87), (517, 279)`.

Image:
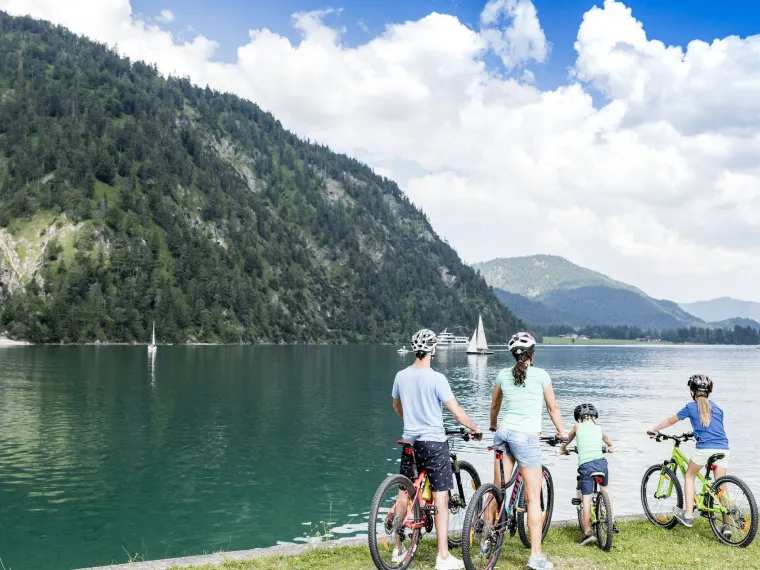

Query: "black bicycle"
(461, 437), (556, 570)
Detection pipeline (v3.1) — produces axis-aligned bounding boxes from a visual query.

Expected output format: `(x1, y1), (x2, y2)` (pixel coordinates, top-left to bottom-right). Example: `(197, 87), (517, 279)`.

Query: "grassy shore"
(172, 519), (759, 570)
(541, 337), (672, 345)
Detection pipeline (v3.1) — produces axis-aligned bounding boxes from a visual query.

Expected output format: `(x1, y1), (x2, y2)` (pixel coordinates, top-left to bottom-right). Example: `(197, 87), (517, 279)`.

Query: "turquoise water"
(0, 345), (758, 569)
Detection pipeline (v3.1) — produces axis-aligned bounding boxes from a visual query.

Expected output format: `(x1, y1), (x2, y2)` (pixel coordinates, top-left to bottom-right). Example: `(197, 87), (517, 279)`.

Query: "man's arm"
(543, 383), (566, 437)
(392, 397), (403, 420)
(489, 385), (503, 431)
(444, 398), (481, 434)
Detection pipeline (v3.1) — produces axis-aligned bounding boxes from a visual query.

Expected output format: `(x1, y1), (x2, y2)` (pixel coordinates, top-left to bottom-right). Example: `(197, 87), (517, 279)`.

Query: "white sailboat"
(466, 314), (493, 355)
(148, 322), (157, 353)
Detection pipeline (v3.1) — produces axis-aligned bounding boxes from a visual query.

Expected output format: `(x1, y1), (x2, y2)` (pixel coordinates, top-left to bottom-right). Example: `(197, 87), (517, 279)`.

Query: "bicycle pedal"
(571, 498), (582, 506)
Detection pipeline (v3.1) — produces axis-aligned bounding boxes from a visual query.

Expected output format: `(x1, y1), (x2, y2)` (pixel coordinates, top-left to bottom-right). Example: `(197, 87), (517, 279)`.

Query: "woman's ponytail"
(696, 395), (712, 427)
(512, 347), (534, 387)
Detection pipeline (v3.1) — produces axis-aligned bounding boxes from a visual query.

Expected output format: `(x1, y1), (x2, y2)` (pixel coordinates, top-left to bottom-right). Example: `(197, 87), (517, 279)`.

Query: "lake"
(0, 345), (758, 569)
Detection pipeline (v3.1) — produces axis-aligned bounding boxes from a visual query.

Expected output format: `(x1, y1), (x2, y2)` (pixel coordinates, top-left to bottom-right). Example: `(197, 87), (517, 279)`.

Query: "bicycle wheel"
(594, 490), (614, 551)
(516, 465), (554, 548)
(641, 464), (682, 528)
(461, 483), (505, 570)
(368, 474), (422, 570)
(705, 475), (758, 548)
(448, 460), (481, 548)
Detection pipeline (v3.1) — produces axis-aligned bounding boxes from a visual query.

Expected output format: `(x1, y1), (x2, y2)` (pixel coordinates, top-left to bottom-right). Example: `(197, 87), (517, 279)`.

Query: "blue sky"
(132, 0), (760, 90)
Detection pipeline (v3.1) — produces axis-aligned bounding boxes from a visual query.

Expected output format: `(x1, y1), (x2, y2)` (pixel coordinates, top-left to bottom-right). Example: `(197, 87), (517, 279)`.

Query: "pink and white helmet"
(508, 332), (536, 355)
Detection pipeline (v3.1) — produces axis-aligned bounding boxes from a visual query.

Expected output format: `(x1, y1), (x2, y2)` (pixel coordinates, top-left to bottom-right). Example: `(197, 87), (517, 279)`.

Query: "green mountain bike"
(641, 431), (758, 547)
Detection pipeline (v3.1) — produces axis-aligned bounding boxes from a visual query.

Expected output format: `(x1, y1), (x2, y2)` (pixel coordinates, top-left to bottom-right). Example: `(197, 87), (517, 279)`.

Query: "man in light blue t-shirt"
(390, 328), (481, 570)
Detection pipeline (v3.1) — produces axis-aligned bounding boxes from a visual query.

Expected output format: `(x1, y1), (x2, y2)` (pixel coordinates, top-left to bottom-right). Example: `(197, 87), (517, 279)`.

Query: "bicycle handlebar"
(647, 431), (694, 443)
(559, 446), (609, 454)
(445, 427), (483, 442)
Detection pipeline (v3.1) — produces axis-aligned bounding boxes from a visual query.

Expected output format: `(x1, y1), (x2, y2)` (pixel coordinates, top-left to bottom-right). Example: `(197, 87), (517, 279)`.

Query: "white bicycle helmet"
(508, 331), (536, 355)
(411, 329), (437, 353)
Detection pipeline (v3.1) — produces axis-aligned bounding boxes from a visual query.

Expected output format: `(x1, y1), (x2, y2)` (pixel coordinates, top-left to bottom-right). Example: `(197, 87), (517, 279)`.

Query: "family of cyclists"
(386, 328), (734, 570)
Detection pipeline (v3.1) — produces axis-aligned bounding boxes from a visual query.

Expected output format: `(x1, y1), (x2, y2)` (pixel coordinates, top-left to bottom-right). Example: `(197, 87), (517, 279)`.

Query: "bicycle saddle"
(589, 471), (606, 479)
(488, 446), (508, 453)
(705, 453), (725, 471)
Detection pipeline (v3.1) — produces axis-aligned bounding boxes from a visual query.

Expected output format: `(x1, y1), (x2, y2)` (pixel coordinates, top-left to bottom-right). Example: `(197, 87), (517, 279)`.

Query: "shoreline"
(0, 336), (31, 346)
(76, 515), (648, 570)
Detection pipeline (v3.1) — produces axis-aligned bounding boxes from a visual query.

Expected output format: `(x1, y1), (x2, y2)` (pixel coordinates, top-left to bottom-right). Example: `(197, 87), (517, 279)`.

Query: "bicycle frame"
(657, 441), (727, 515)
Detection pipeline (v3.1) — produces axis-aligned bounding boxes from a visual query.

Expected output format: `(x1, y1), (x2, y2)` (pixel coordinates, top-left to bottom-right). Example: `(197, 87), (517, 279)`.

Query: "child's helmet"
(574, 403), (598, 421)
(687, 374), (713, 397)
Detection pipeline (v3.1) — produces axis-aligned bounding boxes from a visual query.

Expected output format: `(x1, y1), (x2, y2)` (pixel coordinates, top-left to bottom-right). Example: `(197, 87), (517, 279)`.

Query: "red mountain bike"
(368, 428), (481, 570)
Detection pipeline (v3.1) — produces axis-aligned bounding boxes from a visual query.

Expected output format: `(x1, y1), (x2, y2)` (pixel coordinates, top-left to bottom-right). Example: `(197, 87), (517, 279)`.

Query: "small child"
(562, 403), (617, 545)
(649, 374), (731, 536)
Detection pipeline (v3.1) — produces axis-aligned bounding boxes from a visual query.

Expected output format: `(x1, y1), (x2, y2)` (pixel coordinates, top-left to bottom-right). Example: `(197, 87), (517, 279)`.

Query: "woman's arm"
(543, 384), (567, 437)
(489, 384), (503, 431)
(649, 415), (680, 433)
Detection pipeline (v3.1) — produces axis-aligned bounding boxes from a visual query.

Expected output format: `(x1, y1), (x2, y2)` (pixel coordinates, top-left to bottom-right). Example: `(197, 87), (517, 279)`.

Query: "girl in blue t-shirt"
(649, 374), (731, 535)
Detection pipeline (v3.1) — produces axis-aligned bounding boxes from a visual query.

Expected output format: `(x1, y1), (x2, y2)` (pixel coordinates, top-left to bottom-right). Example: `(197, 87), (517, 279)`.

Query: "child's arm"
(649, 415), (680, 434)
(602, 431), (614, 452)
(561, 424), (577, 453)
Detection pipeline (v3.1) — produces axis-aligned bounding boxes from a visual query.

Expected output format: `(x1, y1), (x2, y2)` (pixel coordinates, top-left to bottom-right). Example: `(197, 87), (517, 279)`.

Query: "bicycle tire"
(516, 465), (554, 548)
(595, 489), (614, 551)
(448, 460), (482, 549)
(368, 474), (421, 570)
(641, 464), (682, 529)
(461, 483), (504, 570)
(706, 475), (758, 548)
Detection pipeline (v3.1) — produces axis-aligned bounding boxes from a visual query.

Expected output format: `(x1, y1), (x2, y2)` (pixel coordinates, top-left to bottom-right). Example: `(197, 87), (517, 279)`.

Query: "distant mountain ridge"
(475, 255), (646, 297)
(476, 255), (702, 329)
(707, 317), (760, 331)
(679, 297), (760, 323)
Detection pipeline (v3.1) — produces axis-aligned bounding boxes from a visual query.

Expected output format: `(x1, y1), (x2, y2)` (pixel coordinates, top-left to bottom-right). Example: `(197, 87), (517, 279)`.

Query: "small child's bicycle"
(561, 445), (614, 551)
(641, 431), (758, 547)
(460, 437), (556, 570)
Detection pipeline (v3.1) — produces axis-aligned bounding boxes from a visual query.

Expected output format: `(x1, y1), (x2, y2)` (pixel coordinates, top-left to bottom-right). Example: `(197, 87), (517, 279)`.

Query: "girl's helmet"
(508, 332), (536, 355)
(574, 403), (599, 421)
(687, 374), (713, 397)
(411, 329), (437, 353)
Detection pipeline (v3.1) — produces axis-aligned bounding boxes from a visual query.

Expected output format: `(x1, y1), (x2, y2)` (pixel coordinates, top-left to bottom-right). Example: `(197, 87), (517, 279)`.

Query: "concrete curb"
(77, 515), (647, 570)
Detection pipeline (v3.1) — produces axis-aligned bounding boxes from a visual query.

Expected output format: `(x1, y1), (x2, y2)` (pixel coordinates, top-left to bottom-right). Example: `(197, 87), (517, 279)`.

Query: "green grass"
(171, 519), (760, 570)
(542, 337), (672, 345)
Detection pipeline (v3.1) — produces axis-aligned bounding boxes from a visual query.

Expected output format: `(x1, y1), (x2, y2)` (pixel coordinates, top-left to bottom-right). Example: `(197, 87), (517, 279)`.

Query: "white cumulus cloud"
(1, 0), (759, 302)
(157, 9), (174, 24)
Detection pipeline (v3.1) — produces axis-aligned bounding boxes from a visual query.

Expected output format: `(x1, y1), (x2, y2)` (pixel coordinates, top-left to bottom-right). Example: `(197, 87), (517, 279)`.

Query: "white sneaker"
(436, 553), (465, 570)
(391, 545), (407, 564)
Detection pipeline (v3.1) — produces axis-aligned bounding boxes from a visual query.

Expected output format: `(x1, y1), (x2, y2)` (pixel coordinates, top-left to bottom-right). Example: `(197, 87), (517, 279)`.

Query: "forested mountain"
(474, 255), (645, 297)
(476, 255), (701, 329)
(0, 13), (522, 344)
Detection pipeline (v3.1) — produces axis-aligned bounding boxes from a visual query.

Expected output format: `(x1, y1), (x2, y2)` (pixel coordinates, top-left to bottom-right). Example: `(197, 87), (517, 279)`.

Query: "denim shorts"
(493, 429), (541, 468)
(578, 458), (609, 495)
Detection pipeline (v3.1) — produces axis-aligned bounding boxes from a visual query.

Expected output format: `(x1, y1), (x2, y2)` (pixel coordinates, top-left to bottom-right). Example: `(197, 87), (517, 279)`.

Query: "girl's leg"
(520, 465), (543, 559)
(489, 454), (515, 523)
(714, 466), (729, 525)
(684, 460), (702, 517)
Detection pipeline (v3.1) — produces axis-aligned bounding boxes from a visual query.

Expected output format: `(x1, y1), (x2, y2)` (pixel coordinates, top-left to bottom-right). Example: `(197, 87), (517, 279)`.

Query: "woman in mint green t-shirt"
(488, 332), (566, 570)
